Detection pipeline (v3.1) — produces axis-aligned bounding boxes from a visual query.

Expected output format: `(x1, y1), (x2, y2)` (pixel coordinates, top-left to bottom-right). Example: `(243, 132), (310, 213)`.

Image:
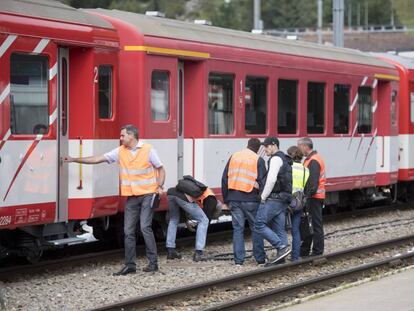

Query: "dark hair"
(297, 137), (313, 149)
(121, 124), (139, 139)
(33, 124), (47, 134)
(247, 138), (261, 153)
(287, 146), (303, 162)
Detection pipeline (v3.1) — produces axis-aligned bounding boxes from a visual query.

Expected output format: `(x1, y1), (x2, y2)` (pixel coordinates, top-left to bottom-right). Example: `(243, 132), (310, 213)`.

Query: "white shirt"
(104, 140), (163, 168)
(261, 155), (283, 201)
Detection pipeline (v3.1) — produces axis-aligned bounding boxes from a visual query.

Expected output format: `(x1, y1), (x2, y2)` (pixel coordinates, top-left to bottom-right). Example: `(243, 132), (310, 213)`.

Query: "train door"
(57, 47), (69, 222)
(177, 61), (184, 179)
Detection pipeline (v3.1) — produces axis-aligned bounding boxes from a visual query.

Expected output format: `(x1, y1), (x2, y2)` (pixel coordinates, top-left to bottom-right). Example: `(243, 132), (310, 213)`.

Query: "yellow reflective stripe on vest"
(121, 167), (155, 175)
(228, 175), (256, 186)
(121, 178), (157, 186)
(228, 168), (257, 178)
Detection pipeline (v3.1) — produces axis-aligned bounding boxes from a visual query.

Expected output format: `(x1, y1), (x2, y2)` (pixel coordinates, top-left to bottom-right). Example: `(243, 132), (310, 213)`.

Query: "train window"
(307, 82), (325, 134)
(208, 73), (234, 134)
(245, 77), (267, 134)
(357, 87), (372, 133)
(333, 84), (350, 134)
(151, 71), (170, 121)
(98, 65), (113, 119)
(278, 79), (298, 134)
(410, 92), (414, 123)
(391, 90), (397, 127)
(10, 53), (49, 135)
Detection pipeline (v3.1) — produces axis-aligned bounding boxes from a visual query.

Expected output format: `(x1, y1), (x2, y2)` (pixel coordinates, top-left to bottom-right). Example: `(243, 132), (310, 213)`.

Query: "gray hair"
(297, 137), (313, 149)
(121, 124), (139, 139)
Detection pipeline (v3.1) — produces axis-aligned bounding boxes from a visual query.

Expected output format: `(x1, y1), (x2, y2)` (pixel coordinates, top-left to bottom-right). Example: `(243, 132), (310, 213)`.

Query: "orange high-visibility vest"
(197, 187), (215, 204)
(228, 149), (258, 193)
(119, 143), (158, 196)
(304, 152), (326, 199)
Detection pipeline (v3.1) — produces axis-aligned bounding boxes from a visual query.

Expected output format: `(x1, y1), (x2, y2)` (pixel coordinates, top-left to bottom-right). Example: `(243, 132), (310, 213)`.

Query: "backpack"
(176, 175), (207, 198)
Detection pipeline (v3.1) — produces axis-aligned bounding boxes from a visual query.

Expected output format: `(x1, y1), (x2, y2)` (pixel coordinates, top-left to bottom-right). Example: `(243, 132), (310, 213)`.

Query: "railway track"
(88, 234), (414, 311)
(1, 203), (412, 280)
(0, 225), (233, 280)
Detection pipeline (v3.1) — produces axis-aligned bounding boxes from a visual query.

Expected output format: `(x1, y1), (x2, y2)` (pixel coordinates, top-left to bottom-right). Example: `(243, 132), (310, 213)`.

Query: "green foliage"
(190, 0), (253, 32)
(62, 0), (413, 31)
(394, 0), (414, 28)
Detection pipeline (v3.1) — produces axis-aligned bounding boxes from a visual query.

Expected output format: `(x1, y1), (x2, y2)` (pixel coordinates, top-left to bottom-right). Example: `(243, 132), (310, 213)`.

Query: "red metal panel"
(0, 202), (55, 230)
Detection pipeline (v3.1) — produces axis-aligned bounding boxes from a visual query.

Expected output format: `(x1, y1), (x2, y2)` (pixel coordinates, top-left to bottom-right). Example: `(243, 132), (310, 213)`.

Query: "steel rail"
(0, 228), (233, 280)
(87, 234), (414, 311)
(205, 253), (414, 310)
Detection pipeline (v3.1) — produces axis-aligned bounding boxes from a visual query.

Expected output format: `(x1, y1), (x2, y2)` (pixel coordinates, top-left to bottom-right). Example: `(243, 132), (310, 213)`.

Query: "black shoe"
(167, 248), (182, 260)
(193, 250), (207, 262)
(269, 246), (291, 264)
(143, 263), (158, 272)
(113, 266), (136, 276)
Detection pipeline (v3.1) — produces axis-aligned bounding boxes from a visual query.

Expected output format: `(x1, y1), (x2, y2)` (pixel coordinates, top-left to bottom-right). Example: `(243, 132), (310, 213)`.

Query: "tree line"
(64, 0), (414, 32)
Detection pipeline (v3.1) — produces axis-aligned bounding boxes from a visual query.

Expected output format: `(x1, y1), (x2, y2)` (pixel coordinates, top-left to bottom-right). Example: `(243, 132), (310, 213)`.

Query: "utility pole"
(357, 2), (360, 26)
(333, 0), (344, 47)
(253, 0), (263, 32)
(390, 0), (395, 26)
(364, 0), (368, 28)
(317, 0), (323, 44)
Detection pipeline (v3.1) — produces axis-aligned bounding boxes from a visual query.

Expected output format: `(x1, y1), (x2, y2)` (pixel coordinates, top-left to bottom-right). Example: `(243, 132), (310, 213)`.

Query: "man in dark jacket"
(222, 138), (267, 265)
(255, 137), (292, 264)
(297, 137), (326, 256)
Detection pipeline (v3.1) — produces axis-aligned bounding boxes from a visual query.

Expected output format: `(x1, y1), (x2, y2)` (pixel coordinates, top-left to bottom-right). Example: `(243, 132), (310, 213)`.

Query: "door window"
(151, 71), (170, 121)
(98, 65), (113, 119)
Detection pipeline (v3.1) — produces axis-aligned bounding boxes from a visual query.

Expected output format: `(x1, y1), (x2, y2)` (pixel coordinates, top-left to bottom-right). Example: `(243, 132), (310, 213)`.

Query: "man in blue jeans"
(165, 186), (210, 262)
(255, 137), (292, 264)
(222, 138), (267, 265)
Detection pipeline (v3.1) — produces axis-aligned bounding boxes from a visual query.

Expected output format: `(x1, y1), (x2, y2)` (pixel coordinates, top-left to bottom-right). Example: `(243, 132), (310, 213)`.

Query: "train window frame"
(278, 79), (298, 135)
(208, 72), (234, 135)
(245, 76), (267, 135)
(357, 86), (372, 134)
(151, 70), (170, 122)
(10, 53), (50, 135)
(98, 65), (113, 119)
(333, 84), (350, 134)
(410, 92), (414, 123)
(307, 81), (326, 134)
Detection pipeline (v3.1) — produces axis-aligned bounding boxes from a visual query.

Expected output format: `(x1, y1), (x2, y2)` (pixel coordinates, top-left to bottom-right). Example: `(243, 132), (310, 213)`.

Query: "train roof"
(372, 53), (414, 70)
(93, 8), (394, 69)
(0, 0), (114, 30)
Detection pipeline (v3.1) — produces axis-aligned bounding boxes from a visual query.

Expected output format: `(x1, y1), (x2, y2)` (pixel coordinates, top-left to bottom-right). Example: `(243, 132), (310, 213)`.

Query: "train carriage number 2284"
(0, 216), (12, 226)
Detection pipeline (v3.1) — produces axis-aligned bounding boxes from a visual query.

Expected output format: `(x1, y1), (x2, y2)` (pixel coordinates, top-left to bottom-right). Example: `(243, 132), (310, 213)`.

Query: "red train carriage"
(0, 0), (120, 260)
(91, 8), (399, 211)
(0, 0), (402, 261)
(376, 53), (414, 201)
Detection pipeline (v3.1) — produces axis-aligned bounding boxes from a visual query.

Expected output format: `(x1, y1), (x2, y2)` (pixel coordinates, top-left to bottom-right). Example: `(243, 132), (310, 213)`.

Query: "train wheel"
(24, 242), (43, 264)
(152, 221), (167, 241)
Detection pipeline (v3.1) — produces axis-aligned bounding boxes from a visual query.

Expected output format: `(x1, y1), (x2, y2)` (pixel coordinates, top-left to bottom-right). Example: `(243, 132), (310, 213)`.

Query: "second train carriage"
(91, 8), (400, 211)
